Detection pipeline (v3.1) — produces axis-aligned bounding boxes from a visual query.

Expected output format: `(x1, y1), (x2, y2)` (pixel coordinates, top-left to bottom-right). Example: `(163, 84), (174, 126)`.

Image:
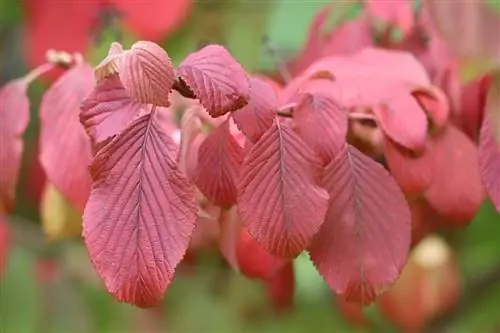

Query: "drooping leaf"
(218, 206), (243, 271)
(237, 120), (329, 258)
(0, 215), (8, 276)
(178, 105), (202, 175)
(365, 0), (414, 35)
(83, 111), (197, 307)
(309, 144), (411, 305)
(293, 79), (348, 164)
(412, 85), (450, 130)
(236, 228), (288, 280)
(120, 41), (175, 107)
(39, 63), (94, 212)
(113, 0), (193, 41)
(0, 79), (30, 213)
(177, 44), (250, 117)
(231, 77), (278, 143)
(383, 137), (433, 197)
(479, 112), (500, 212)
(194, 120), (244, 208)
(41, 183), (82, 241)
(80, 74), (143, 147)
(424, 126), (485, 225)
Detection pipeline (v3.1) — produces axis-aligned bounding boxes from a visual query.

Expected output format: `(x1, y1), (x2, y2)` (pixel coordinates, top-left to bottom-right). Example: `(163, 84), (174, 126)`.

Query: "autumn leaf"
(237, 120), (329, 258)
(231, 77), (278, 143)
(0, 80), (30, 213)
(80, 74), (144, 147)
(266, 262), (295, 314)
(309, 145), (411, 305)
(0, 215), (8, 277)
(293, 79), (348, 164)
(83, 110), (197, 307)
(194, 119), (244, 208)
(39, 63), (94, 212)
(365, 0), (415, 36)
(177, 44), (250, 117)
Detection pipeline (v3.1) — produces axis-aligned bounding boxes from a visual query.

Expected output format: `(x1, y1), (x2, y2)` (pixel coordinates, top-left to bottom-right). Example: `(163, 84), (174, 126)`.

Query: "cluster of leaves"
(1, 0), (499, 320)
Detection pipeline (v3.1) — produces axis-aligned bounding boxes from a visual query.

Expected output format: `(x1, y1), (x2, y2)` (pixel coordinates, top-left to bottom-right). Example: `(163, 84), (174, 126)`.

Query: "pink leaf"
(80, 74), (144, 147)
(194, 120), (245, 207)
(120, 41), (175, 107)
(366, 0), (415, 35)
(372, 93), (429, 151)
(177, 44), (250, 117)
(479, 114), (500, 212)
(309, 145), (411, 305)
(39, 63), (94, 212)
(412, 85), (450, 130)
(424, 126), (485, 226)
(293, 79), (348, 164)
(0, 80), (30, 212)
(383, 138), (434, 197)
(83, 111), (197, 307)
(237, 120), (329, 258)
(231, 77), (277, 143)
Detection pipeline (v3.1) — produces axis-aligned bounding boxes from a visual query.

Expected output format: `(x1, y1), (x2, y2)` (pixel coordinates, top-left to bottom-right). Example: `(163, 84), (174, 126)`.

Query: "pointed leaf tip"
(178, 44), (250, 117)
(83, 112), (197, 307)
(309, 145), (411, 305)
(237, 120), (329, 258)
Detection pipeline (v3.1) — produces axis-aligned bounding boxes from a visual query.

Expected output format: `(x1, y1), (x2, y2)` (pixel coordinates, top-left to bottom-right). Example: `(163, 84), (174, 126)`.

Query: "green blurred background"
(1, 0), (500, 332)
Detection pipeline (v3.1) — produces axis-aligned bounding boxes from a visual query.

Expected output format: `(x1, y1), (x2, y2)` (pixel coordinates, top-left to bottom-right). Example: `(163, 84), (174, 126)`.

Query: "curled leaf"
(177, 44), (250, 117)
(120, 41), (175, 107)
(83, 111), (197, 307)
(0, 80), (30, 213)
(309, 145), (411, 305)
(40, 63), (94, 212)
(237, 120), (329, 258)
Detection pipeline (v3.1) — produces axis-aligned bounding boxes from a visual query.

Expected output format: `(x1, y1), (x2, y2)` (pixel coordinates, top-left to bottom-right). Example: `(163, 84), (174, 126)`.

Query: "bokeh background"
(1, 0), (500, 332)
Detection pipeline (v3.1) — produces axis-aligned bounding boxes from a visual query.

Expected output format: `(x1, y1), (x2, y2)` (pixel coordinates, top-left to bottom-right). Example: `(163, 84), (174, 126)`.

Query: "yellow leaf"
(41, 183), (82, 241)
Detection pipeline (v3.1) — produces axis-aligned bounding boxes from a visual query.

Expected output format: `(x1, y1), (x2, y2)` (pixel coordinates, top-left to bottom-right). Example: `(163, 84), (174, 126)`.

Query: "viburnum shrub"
(0, 0), (499, 314)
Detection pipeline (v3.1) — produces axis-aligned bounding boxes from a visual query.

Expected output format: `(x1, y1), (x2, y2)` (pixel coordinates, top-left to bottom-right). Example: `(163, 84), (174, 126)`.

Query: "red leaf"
(309, 145), (411, 305)
(120, 41), (175, 107)
(39, 64), (94, 212)
(384, 138), (433, 197)
(266, 262), (295, 314)
(479, 114), (500, 212)
(113, 0), (192, 41)
(0, 80), (30, 212)
(80, 74), (143, 146)
(424, 126), (485, 225)
(231, 77), (277, 143)
(194, 120), (244, 207)
(293, 79), (348, 164)
(237, 228), (288, 280)
(322, 17), (374, 57)
(412, 85), (450, 130)
(177, 45), (250, 117)
(219, 206), (243, 271)
(83, 111), (197, 307)
(0, 216), (9, 277)
(366, 0), (415, 35)
(237, 120), (329, 258)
